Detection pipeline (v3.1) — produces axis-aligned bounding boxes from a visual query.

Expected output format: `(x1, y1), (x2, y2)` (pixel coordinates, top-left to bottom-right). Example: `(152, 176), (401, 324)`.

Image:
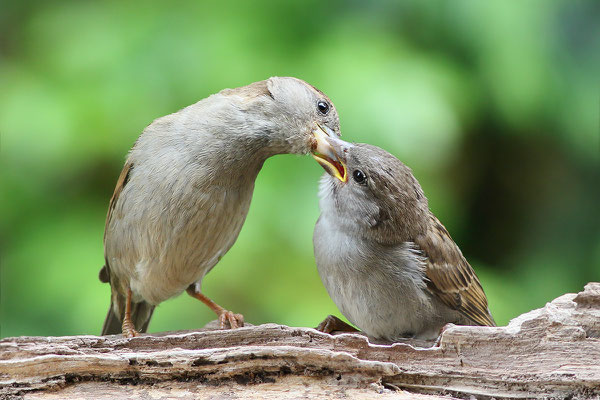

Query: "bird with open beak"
(312, 137), (495, 341)
(100, 77), (342, 337)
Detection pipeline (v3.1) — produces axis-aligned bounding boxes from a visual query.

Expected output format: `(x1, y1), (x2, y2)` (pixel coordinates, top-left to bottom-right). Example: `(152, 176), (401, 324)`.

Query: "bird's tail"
(101, 295), (155, 335)
(99, 264), (155, 335)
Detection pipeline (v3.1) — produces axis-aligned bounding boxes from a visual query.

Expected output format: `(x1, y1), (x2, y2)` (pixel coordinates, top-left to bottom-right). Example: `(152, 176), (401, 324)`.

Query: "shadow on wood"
(1, 283), (599, 399)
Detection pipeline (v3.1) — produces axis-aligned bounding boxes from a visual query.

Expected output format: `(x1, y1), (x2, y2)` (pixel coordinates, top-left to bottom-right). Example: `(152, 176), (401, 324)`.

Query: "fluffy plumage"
(313, 142), (495, 341)
(101, 77), (341, 336)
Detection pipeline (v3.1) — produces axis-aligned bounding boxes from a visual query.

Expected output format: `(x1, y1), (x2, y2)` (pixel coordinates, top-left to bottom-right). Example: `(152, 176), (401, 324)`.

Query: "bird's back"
(104, 98), (263, 305)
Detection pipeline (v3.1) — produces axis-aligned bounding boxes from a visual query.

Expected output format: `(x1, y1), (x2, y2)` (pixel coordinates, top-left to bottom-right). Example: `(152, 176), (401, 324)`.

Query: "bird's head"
(223, 77), (345, 168)
(316, 141), (429, 243)
(267, 77), (344, 160)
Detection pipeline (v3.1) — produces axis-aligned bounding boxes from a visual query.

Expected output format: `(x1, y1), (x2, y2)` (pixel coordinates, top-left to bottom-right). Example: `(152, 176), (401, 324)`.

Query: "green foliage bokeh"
(1, 0), (599, 337)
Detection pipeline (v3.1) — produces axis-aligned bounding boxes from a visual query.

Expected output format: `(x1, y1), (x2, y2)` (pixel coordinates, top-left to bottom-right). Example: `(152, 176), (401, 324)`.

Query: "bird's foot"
(121, 287), (139, 338)
(121, 318), (139, 338)
(185, 287), (244, 329)
(218, 310), (244, 329)
(434, 323), (456, 347)
(316, 315), (359, 334)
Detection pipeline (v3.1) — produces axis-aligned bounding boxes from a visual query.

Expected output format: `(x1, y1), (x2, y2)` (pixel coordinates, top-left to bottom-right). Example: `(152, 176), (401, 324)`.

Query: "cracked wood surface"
(1, 283), (599, 399)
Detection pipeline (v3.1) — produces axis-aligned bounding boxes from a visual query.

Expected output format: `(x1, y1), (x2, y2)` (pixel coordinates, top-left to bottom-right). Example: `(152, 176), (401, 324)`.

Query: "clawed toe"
(123, 329), (139, 338)
(316, 315), (336, 333)
(186, 288), (244, 330)
(219, 310), (244, 329)
(434, 323), (456, 346)
(121, 288), (139, 338)
(316, 315), (358, 334)
(122, 319), (139, 338)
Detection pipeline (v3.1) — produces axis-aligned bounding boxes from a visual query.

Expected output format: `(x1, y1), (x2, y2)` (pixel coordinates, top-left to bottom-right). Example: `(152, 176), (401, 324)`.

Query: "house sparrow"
(100, 77), (343, 337)
(312, 139), (495, 341)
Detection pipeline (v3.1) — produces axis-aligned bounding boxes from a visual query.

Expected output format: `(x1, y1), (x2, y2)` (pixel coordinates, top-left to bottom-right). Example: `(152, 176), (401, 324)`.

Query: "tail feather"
(101, 304), (123, 335)
(101, 296), (155, 335)
(100, 263), (154, 336)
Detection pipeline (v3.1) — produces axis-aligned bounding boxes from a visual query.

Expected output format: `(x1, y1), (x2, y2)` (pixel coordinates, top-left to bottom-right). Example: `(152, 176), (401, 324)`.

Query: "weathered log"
(1, 283), (599, 399)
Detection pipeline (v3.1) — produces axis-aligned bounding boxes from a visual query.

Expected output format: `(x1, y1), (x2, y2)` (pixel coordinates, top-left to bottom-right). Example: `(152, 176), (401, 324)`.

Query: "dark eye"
(317, 100), (330, 115)
(352, 169), (367, 184)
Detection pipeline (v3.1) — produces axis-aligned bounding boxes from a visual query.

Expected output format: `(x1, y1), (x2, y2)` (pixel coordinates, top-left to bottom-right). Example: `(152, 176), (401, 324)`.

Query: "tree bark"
(1, 283), (599, 399)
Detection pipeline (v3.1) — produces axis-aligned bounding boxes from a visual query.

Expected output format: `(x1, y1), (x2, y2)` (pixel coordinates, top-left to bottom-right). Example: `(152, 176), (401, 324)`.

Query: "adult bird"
(312, 139), (495, 341)
(100, 77), (342, 337)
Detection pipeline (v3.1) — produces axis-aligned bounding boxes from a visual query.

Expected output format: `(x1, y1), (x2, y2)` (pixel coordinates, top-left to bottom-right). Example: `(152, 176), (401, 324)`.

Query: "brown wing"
(100, 161), (133, 283)
(414, 214), (496, 326)
(104, 161), (133, 242)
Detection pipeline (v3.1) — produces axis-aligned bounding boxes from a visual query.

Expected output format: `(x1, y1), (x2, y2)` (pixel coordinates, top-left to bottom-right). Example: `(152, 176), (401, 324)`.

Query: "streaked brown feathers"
(415, 214), (496, 326)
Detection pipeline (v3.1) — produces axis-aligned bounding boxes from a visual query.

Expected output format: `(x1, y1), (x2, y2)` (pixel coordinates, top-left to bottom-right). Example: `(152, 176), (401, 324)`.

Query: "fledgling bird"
(100, 77), (342, 337)
(312, 139), (495, 341)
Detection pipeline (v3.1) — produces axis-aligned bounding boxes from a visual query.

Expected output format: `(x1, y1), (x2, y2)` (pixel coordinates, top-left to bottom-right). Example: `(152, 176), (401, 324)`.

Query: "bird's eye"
(317, 100), (330, 115)
(352, 169), (367, 184)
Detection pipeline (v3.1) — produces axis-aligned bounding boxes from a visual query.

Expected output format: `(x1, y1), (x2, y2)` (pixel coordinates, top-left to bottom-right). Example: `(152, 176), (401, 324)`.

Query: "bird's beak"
(311, 124), (348, 182)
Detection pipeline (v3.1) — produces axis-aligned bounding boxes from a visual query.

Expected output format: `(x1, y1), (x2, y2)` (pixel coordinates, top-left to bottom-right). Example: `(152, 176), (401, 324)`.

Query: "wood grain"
(1, 283), (599, 399)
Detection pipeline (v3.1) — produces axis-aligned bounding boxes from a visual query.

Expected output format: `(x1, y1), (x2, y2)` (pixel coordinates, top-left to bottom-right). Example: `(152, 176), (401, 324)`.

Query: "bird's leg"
(316, 315), (359, 334)
(434, 322), (456, 347)
(121, 288), (139, 338)
(186, 286), (244, 329)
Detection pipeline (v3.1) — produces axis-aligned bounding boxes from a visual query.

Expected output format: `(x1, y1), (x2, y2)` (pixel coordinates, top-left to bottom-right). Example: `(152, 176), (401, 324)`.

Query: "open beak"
(311, 124), (348, 182)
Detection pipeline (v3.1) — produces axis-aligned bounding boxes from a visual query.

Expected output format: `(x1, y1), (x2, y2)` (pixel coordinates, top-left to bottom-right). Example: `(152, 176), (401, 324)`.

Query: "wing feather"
(414, 214), (496, 326)
(104, 161), (133, 242)
(100, 161), (133, 283)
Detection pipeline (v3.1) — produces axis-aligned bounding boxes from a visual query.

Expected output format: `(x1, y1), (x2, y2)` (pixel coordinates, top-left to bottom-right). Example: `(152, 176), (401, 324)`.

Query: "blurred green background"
(1, 1), (599, 338)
